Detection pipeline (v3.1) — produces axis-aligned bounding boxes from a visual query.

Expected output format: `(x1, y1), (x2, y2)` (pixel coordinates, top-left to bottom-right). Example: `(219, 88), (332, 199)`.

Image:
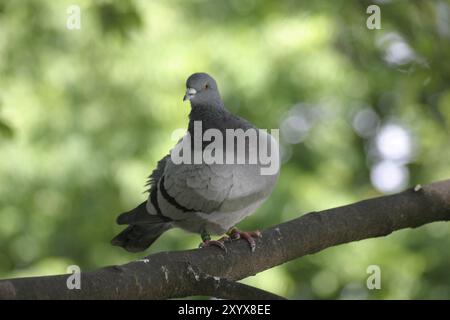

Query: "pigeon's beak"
(183, 88), (197, 102)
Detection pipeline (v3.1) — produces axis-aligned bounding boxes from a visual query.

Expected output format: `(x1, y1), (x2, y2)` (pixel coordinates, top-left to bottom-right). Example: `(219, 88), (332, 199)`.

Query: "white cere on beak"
(183, 88), (197, 101)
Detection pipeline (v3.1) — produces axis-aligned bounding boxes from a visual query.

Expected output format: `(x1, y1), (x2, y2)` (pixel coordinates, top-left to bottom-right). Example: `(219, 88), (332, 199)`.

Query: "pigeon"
(111, 73), (279, 252)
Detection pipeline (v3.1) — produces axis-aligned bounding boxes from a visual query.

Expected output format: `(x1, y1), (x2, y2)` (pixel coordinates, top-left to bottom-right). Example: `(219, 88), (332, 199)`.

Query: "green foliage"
(0, 0), (449, 299)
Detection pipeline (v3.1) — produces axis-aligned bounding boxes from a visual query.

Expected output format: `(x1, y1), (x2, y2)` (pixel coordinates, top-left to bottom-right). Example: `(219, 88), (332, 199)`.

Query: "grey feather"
(110, 223), (171, 253)
(145, 154), (170, 194)
(116, 201), (170, 225)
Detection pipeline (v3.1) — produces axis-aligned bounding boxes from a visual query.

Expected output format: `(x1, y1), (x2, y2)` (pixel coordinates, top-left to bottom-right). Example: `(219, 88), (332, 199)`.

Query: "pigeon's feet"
(199, 234), (230, 252)
(227, 227), (262, 252)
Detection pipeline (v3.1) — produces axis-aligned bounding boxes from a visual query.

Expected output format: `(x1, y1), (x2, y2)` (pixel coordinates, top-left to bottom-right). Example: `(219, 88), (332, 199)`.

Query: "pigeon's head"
(183, 73), (222, 107)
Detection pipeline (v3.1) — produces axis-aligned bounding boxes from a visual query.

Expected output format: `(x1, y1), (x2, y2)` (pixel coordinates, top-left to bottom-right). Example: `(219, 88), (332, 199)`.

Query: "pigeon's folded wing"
(161, 161), (234, 217)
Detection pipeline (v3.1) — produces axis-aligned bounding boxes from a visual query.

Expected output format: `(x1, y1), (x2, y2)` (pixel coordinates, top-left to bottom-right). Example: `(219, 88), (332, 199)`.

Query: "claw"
(199, 236), (230, 252)
(227, 228), (262, 252)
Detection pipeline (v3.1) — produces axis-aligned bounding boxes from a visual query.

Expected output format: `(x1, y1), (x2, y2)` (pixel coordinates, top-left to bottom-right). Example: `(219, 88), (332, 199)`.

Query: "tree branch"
(1, 179), (449, 299)
(184, 264), (286, 300)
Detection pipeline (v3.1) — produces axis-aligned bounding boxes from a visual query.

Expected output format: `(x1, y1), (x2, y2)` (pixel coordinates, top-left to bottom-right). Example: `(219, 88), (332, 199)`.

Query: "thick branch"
(184, 264), (286, 300)
(1, 179), (449, 299)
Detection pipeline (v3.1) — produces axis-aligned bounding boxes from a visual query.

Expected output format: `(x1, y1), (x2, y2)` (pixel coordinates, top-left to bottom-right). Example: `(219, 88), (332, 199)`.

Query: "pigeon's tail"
(111, 223), (171, 252)
(111, 201), (172, 252)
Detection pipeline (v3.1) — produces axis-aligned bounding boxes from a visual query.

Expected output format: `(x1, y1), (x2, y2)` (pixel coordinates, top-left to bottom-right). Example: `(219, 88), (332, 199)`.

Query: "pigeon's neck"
(188, 101), (227, 133)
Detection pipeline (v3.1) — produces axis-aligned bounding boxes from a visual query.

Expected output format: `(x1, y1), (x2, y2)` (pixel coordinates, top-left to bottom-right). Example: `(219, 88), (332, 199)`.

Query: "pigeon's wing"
(160, 161), (278, 234)
(159, 161), (234, 219)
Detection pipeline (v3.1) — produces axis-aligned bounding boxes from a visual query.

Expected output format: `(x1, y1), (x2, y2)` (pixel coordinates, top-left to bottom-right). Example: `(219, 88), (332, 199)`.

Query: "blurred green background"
(0, 0), (449, 299)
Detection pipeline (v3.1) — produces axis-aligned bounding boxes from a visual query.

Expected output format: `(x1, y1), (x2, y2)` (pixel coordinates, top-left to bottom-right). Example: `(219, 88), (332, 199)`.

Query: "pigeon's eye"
(204, 83), (209, 89)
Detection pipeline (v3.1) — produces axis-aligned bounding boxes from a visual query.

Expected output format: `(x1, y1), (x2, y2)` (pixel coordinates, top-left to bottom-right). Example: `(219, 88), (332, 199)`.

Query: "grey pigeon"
(111, 73), (279, 252)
